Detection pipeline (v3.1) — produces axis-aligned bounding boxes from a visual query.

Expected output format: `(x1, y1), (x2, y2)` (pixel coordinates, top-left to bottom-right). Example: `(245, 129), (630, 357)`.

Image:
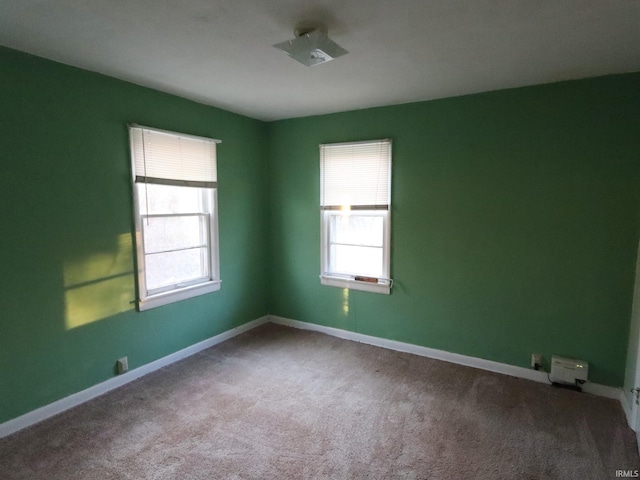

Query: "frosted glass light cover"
(274, 29), (348, 66)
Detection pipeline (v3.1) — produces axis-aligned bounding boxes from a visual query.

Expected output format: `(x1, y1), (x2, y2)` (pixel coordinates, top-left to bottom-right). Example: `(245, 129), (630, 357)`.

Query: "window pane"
(331, 245), (383, 277)
(330, 214), (384, 247)
(145, 248), (209, 291)
(143, 215), (207, 253)
(139, 183), (203, 214)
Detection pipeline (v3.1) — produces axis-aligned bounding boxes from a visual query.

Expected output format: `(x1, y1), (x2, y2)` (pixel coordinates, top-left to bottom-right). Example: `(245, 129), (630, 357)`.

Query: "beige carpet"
(1, 323), (638, 479)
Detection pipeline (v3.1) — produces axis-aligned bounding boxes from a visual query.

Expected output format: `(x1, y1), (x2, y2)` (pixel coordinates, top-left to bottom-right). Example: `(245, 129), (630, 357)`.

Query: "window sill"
(320, 275), (391, 295)
(138, 280), (221, 311)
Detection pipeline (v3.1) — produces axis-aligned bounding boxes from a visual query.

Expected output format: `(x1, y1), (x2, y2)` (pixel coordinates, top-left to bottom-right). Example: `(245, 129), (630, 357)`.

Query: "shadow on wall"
(63, 233), (135, 330)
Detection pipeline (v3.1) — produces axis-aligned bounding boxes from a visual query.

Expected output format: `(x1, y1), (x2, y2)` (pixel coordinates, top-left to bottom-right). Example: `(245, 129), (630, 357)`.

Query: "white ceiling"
(1, 0), (639, 121)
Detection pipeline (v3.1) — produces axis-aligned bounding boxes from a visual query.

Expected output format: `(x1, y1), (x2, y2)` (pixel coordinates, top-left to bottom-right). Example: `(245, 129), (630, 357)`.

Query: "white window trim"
(129, 124), (221, 311)
(319, 139), (392, 294)
(320, 209), (392, 295)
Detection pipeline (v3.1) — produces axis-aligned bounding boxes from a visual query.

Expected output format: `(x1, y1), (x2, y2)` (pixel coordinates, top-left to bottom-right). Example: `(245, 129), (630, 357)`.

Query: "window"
(129, 125), (221, 311)
(320, 139), (392, 294)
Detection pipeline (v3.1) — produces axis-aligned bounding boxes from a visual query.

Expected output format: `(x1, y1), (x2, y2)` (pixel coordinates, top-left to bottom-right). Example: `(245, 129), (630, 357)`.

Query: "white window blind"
(129, 125), (220, 188)
(320, 139), (391, 209)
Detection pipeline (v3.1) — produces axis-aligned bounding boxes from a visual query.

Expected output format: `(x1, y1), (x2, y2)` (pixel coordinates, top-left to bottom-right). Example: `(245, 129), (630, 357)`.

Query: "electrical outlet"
(117, 356), (128, 374)
(531, 353), (543, 370)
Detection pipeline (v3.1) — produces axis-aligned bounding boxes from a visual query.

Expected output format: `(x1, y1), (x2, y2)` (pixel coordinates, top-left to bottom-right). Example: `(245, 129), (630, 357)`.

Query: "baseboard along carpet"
(0, 323), (638, 479)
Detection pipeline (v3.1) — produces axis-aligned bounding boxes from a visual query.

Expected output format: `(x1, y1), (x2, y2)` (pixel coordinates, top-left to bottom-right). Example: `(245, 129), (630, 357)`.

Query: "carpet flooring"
(1, 323), (639, 479)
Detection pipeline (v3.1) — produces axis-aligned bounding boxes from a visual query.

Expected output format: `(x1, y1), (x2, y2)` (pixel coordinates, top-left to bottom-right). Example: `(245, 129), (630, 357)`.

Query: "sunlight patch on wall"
(64, 233), (135, 330)
(342, 287), (349, 315)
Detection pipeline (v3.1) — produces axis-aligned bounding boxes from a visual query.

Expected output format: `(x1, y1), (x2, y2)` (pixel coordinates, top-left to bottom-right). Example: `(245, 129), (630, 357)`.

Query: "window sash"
(320, 210), (391, 293)
(141, 212), (211, 295)
(135, 186), (217, 300)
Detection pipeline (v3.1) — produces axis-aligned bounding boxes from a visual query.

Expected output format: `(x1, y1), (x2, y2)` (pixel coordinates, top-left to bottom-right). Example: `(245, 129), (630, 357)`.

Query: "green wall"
(267, 74), (640, 387)
(1, 45), (639, 426)
(0, 47), (269, 424)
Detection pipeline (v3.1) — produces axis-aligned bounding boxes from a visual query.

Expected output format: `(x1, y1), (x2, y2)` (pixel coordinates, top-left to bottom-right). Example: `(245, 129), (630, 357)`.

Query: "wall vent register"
(549, 355), (589, 387)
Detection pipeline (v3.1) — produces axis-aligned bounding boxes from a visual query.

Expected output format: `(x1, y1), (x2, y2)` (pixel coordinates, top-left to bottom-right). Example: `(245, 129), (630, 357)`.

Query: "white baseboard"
(2, 313), (624, 440)
(0, 316), (269, 439)
(269, 315), (622, 401)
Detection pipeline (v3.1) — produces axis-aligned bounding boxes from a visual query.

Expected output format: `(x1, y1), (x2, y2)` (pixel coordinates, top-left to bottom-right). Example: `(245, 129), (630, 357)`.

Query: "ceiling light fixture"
(273, 26), (348, 67)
